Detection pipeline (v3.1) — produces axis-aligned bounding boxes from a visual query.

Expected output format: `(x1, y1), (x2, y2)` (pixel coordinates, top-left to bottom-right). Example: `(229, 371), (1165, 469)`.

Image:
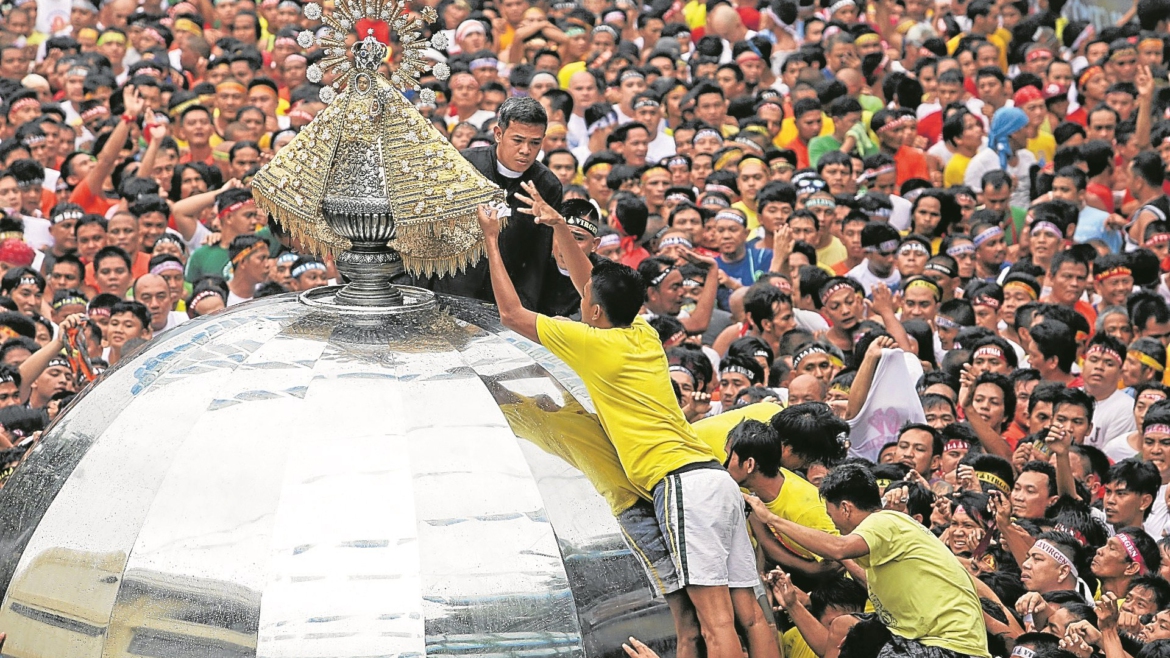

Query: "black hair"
(496, 96), (548, 130)
(1021, 460), (1059, 497)
(1030, 320), (1077, 373)
(770, 402), (849, 465)
(818, 463), (882, 511)
(589, 259), (645, 327)
(726, 419), (782, 477)
(1105, 459), (1162, 518)
(110, 300), (151, 330)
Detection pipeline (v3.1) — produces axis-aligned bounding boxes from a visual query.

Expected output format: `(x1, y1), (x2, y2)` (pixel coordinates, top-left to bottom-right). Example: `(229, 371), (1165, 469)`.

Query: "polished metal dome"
(0, 287), (673, 658)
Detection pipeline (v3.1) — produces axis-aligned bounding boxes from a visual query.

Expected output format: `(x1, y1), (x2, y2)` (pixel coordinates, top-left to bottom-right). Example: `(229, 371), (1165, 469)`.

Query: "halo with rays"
(297, 0), (451, 105)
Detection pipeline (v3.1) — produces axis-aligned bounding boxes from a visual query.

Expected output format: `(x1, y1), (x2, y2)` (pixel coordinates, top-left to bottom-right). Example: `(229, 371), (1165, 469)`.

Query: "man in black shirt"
(414, 97), (564, 312)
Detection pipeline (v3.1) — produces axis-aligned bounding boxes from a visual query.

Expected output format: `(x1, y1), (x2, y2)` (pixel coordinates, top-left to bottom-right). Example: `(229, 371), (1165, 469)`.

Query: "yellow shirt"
(500, 394), (644, 516)
(763, 468), (839, 561)
(943, 152), (974, 188)
(853, 510), (991, 657)
(537, 315), (716, 491)
(776, 114), (834, 149)
(817, 236), (848, 269)
(732, 201), (760, 232)
(1027, 132), (1056, 164)
(946, 31), (1009, 72)
(782, 627), (817, 658)
(692, 402), (783, 461)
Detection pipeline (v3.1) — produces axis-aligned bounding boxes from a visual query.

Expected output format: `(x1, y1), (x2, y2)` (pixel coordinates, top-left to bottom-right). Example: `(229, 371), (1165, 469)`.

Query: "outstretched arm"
(478, 205), (540, 343)
(81, 85), (144, 197)
(745, 494), (870, 561)
(517, 181), (592, 295)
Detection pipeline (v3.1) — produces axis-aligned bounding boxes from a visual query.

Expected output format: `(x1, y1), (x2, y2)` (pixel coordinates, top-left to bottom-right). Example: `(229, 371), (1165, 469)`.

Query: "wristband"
(121, 113), (136, 124)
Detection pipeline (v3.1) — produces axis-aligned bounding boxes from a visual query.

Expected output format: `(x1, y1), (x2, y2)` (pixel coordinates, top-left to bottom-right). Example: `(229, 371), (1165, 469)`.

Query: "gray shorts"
(652, 464), (760, 589)
(617, 499), (683, 596)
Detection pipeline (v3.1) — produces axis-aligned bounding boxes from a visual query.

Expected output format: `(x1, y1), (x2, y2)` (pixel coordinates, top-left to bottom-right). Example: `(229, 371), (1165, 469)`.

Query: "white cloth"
(846, 349), (926, 462)
(889, 195), (912, 232)
(794, 308), (829, 332)
(847, 260), (901, 296)
(1103, 434), (1140, 462)
(20, 214), (53, 252)
(1087, 389), (1136, 450)
(1145, 483), (1170, 538)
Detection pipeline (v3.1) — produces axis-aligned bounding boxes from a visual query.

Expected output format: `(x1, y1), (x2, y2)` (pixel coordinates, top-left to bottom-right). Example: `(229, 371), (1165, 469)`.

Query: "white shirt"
(847, 260), (901, 296)
(1145, 483), (1170, 538)
(226, 291), (252, 307)
(567, 113), (588, 150)
(646, 129), (676, 164)
(963, 148), (1036, 208)
(445, 109), (494, 130)
(162, 311), (189, 333)
(1087, 389), (1136, 450)
(1103, 433), (1140, 462)
(846, 349), (926, 461)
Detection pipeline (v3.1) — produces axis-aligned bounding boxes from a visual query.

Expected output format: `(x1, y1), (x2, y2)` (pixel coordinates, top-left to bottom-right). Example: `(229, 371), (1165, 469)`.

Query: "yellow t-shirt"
(1027, 132), (1056, 164)
(817, 236), (848, 270)
(500, 395), (644, 515)
(946, 31), (1009, 72)
(853, 510), (991, 657)
(692, 402), (783, 461)
(763, 468), (839, 561)
(537, 315), (716, 491)
(732, 201), (760, 232)
(943, 152), (974, 188)
(782, 627), (817, 658)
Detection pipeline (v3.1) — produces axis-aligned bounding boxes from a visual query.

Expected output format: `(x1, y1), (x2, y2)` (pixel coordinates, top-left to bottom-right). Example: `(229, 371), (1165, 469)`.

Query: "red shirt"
(917, 111), (943, 145)
(784, 137), (811, 170)
(1086, 182), (1114, 215)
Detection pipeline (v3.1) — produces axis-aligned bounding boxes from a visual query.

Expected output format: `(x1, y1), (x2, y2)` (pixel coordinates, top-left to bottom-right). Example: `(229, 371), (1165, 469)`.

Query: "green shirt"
(807, 135), (843, 169)
(854, 510), (991, 657)
(184, 227), (279, 283)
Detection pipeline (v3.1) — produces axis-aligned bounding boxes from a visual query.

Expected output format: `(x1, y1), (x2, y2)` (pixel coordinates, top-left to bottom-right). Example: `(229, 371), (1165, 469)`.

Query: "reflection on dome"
(0, 290), (673, 658)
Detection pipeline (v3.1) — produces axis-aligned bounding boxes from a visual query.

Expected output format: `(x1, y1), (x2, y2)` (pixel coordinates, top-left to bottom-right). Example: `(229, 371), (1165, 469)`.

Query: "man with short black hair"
(1102, 459), (1161, 530)
(745, 464), (990, 658)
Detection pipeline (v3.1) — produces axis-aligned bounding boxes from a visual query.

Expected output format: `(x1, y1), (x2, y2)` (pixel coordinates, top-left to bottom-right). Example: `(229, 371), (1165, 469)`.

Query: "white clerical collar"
(496, 161), (524, 178)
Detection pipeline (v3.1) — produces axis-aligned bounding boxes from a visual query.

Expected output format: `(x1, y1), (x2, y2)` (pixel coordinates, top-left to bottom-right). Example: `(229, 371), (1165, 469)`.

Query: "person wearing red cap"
(1014, 85), (1056, 163)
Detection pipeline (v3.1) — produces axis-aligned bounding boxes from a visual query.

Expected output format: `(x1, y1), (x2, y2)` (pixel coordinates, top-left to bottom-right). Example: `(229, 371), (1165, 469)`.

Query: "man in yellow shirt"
(478, 182), (779, 658)
(745, 464), (991, 658)
(725, 419), (844, 576)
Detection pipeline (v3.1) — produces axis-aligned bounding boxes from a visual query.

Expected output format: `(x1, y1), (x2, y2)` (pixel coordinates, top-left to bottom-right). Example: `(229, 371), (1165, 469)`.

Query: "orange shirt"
(894, 146), (930, 188)
(68, 179), (113, 216)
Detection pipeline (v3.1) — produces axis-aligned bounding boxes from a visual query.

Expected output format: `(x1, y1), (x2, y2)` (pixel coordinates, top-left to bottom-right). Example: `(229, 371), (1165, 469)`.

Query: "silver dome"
(0, 287), (673, 658)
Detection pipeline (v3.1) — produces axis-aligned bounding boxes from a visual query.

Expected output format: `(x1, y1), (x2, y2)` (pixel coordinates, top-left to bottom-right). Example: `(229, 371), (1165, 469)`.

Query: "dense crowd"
(2, 0), (1170, 654)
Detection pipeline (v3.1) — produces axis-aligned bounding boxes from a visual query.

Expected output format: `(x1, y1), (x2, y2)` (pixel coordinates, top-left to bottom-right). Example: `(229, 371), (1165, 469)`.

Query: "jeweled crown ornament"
(252, 0), (504, 306)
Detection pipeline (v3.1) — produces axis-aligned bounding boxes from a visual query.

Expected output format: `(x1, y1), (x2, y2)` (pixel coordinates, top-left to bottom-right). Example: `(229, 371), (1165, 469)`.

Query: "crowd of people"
(3, 0), (1170, 654)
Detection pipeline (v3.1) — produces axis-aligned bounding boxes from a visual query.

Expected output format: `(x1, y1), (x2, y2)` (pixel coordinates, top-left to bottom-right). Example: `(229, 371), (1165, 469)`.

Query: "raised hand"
(476, 204), (502, 241)
(517, 180), (563, 226)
